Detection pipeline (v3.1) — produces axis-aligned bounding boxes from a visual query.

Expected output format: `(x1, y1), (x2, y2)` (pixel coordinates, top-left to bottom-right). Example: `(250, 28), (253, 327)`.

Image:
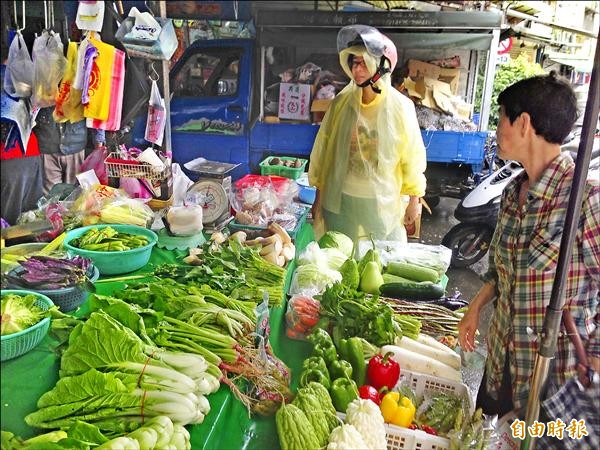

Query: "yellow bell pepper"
(380, 391), (416, 428)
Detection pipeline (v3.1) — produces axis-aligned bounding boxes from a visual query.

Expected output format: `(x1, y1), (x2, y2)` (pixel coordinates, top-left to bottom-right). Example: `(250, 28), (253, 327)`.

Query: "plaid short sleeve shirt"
(484, 153), (600, 410)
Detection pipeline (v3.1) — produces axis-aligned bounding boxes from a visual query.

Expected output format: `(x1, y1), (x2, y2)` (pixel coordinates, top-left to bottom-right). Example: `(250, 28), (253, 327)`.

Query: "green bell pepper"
(329, 359), (353, 380)
(338, 338), (350, 361)
(330, 377), (359, 413)
(299, 356), (331, 389)
(346, 336), (366, 387)
(308, 328), (337, 366)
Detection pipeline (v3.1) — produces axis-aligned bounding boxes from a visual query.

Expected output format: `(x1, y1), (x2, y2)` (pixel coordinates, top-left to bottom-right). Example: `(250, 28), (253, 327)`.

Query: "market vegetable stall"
(1, 224), (315, 450)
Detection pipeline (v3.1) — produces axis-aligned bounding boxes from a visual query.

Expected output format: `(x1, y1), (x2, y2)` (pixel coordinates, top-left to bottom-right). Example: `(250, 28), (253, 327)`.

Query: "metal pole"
(521, 33), (600, 450)
(260, 45), (266, 121)
(158, 0), (171, 159)
(479, 28), (500, 131)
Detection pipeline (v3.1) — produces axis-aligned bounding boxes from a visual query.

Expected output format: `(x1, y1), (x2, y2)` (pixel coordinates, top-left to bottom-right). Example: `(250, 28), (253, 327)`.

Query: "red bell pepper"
(367, 352), (400, 390)
(358, 385), (381, 405)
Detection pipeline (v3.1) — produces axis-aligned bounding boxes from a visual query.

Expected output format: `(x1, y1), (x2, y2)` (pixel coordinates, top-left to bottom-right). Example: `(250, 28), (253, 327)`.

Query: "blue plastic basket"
(63, 224), (158, 275)
(7, 266), (100, 312)
(1, 290), (54, 361)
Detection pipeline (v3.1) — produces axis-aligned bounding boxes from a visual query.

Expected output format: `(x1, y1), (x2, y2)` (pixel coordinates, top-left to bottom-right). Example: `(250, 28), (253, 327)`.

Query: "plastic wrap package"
(73, 184), (153, 228)
(357, 240), (452, 277)
(447, 408), (498, 450)
(230, 175), (300, 228)
(32, 30), (67, 107)
(285, 294), (321, 341)
(15, 187), (84, 242)
(288, 263), (342, 297)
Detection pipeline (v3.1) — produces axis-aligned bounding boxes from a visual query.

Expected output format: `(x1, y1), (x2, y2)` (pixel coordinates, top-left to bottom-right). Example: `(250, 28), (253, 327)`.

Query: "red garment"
(0, 132), (41, 160)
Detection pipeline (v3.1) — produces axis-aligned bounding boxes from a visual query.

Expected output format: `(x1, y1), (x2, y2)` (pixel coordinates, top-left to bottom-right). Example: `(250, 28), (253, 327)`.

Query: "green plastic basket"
(1, 290), (54, 362)
(63, 224), (158, 275)
(6, 266), (100, 312)
(259, 156), (307, 180)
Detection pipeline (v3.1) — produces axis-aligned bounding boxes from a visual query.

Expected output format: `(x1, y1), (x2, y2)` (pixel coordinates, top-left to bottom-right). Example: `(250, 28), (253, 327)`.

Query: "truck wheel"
(441, 223), (493, 268)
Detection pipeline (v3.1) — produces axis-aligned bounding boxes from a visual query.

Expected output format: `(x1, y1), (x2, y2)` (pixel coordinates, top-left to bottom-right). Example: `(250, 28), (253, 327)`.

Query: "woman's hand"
(404, 196), (422, 226)
(457, 282), (496, 352)
(457, 305), (480, 352)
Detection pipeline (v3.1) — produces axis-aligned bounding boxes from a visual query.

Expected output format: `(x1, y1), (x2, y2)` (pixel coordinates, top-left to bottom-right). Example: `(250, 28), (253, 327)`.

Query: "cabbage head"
(318, 231), (354, 258)
(1, 293), (46, 335)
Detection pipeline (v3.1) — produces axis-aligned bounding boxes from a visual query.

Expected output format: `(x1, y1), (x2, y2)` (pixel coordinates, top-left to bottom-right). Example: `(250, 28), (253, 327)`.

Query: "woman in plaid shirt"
(458, 73), (600, 417)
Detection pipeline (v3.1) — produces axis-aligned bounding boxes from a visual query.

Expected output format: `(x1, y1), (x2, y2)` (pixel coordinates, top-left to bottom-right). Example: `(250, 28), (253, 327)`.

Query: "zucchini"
(386, 261), (440, 283)
(379, 279), (445, 299)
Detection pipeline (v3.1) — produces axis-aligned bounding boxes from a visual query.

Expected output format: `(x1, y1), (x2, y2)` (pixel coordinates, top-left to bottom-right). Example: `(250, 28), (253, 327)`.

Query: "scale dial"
(188, 179), (229, 224)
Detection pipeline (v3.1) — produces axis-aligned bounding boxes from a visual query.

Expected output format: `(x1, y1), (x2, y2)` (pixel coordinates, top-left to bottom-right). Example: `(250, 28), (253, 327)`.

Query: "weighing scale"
(185, 159), (240, 232)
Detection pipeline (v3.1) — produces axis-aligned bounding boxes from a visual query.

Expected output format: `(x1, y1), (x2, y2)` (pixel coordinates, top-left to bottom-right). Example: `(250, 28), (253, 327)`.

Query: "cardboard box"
(310, 99), (333, 112)
(439, 67), (460, 95)
(408, 59), (441, 79)
(404, 76), (454, 115)
(278, 83), (311, 121)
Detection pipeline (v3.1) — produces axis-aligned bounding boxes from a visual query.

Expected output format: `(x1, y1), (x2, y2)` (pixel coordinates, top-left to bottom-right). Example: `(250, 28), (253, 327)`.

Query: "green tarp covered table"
(1, 224), (315, 450)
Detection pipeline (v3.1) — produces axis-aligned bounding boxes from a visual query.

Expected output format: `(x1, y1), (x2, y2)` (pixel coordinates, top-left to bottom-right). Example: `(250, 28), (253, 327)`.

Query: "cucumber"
(382, 273), (413, 284)
(386, 261), (440, 283)
(379, 279), (445, 299)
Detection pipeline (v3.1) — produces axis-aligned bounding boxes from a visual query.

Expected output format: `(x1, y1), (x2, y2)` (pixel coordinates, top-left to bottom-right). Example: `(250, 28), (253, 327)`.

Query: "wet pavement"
(415, 197), (492, 398)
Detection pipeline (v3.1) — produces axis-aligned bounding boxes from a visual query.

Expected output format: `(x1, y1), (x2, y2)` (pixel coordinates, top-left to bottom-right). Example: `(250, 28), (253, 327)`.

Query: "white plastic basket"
(337, 370), (473, 450)
(337, 412), (451, 450)
(400, 369), (475, 414)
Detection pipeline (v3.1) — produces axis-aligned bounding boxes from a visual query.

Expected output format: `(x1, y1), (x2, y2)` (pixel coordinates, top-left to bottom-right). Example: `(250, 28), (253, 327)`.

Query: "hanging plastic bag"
(54, 42), (85, 123)
(79, 145), (109, 185)
(4, 32), (34, 98)
(83, 37), (115, 121)
(32, 30), (67, 107)
(87, 49), (126, 131)
(144, 80), (166, 145)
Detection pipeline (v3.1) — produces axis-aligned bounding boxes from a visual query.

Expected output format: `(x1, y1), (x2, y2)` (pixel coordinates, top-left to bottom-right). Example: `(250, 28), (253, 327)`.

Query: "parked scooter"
(442, 131), (599, 268)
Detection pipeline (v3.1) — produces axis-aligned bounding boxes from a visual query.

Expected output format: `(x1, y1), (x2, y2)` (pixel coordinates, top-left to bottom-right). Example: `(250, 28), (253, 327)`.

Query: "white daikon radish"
(381, 345), (462, 382)
(416, 334), (459, 356)
(395, 336), (461, 370)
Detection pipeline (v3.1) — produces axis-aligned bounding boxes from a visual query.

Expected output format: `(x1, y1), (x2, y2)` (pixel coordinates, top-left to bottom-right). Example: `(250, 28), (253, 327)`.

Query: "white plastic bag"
(4, 33), (34, 98)
(32, 30), (67, 107)
(144, 80), (166, 145)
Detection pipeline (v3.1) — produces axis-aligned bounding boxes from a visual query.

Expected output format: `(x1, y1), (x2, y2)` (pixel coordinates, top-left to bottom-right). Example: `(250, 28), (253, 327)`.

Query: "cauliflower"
(327, 424), (367, 450)
(345, 399), (387, 450)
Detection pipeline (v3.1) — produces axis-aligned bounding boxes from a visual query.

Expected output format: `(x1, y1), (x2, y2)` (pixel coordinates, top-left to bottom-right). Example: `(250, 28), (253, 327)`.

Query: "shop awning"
(547, 55), (594, 73)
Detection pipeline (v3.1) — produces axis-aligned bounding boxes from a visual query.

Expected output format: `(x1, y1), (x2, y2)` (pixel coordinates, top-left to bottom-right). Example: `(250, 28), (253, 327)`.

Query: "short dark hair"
(497, 72), (578, 144)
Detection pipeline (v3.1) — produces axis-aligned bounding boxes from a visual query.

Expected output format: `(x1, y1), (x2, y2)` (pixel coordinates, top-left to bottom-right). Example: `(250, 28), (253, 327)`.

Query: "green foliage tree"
(475, 53), (546, 130)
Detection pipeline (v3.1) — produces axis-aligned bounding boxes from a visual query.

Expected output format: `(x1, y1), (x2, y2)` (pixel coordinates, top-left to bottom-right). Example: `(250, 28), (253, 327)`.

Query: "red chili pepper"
(367, 352), (400, 391)
(358, 385), (381, 405)
(408, 424), (418, 430)
(420, 425), (438, 435)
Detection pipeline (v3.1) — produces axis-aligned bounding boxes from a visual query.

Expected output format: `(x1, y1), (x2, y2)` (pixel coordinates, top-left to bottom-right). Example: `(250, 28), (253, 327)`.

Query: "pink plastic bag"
(80, 146), (109, 185)
(144, 80), (166, 145)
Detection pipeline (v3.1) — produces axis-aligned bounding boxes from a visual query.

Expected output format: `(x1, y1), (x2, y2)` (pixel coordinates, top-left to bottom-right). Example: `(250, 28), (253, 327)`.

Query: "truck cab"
(133, 9), (502, 200)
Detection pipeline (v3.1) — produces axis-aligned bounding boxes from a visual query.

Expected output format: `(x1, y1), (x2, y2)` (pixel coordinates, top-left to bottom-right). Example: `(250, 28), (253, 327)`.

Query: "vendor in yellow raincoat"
(309, 25), (427, 244)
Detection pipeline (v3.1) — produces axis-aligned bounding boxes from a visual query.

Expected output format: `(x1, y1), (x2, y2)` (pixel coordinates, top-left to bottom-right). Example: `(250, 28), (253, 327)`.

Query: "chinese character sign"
(278, 83), (311, 121)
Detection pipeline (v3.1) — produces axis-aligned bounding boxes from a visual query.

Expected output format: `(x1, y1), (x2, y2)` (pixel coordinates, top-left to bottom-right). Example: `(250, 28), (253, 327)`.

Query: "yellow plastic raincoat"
(308, 50), (426, 243)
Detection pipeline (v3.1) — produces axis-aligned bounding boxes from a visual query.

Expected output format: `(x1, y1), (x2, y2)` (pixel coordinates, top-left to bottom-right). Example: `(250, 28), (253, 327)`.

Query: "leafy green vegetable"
(318, 282), (398, 346)
(1, 293), (49, 336)
(291, 264), (342, 295)
(318, 231), (354, 257)
(25, 369), (205, 431)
